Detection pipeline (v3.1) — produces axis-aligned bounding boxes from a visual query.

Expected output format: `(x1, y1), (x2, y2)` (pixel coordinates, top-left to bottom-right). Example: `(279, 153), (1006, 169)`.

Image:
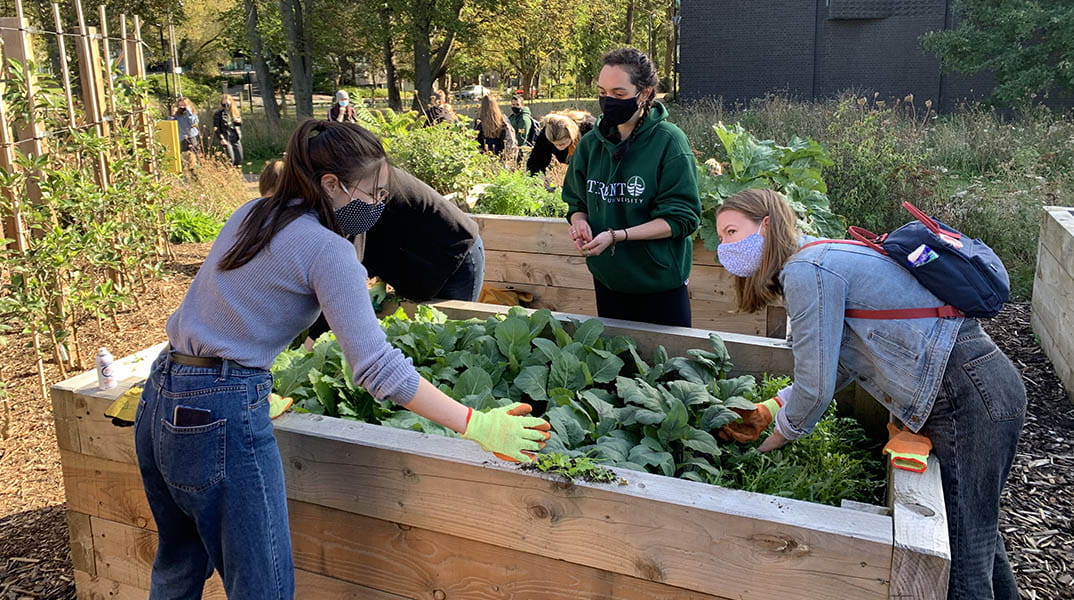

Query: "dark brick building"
(679, 0), (998, 111)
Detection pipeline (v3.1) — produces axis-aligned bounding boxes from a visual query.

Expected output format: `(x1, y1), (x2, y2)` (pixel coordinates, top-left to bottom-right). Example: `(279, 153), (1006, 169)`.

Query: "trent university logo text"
(586, 176), (647, 204)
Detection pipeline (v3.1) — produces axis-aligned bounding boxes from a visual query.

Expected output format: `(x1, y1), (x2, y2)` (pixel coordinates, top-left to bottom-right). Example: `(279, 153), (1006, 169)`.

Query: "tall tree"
(923, 0), (1074, 106)
(244, 0), (281, 124)
(624, 0), (635, 45)
(278, 0), (313, 117)
(484, 0), (574, 99)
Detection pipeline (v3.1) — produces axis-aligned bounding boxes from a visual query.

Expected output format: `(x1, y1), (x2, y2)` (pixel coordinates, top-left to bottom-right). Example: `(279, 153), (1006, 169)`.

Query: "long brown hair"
(219, 120), (386, 270)
(478, 94), (507, 139)
(718, 189), (800, 313)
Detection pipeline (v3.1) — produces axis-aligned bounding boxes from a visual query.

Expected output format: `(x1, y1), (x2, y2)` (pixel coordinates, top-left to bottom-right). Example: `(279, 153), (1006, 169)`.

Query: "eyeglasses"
(340, 181), (389, 203)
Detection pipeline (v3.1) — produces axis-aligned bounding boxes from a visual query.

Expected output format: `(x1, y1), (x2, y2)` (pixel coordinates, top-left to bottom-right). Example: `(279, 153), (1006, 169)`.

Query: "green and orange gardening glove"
(883, 423), (932, 473)
(268, 393), (294, 420)
(717, 397), (783, 443)
(462, 402), (551, 463)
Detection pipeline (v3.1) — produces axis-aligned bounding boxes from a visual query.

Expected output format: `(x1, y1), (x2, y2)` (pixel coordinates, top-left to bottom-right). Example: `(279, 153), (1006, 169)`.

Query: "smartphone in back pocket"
(173, 405), (213, 427)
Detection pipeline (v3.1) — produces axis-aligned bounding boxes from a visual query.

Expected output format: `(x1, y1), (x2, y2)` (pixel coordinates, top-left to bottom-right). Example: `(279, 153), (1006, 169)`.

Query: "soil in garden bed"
(0, 242), (1070, 598)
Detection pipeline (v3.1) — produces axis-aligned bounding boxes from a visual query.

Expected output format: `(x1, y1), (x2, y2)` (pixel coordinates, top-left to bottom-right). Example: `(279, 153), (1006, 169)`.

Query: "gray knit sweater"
(166, 199), (420, 404)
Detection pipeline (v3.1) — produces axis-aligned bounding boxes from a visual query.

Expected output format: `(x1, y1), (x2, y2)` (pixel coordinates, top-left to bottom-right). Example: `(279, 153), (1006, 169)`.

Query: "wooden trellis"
(0, 0), (152, 252)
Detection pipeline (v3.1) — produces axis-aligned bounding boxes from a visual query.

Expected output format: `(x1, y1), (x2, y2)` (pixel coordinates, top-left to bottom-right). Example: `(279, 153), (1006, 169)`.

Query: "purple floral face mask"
(717, 223), (764, 277)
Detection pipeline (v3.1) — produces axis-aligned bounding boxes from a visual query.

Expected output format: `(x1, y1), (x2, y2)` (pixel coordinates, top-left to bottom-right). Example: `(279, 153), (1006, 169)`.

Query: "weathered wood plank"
(426, 300), (794, 378)
(68, 511), (96, 576)
(475, 214), (722, 267)
(274, 413), (894, 600)
(482, 280), (770, 335)
(1038, 207), (1074, 282)
(61, 450), (154, 531)
(291, 499), (731, 600)
(52, 378), (140, 464)
(484, 249), (595, 289)
(888, 455), (949, 600)
(80, 521), (416, 599)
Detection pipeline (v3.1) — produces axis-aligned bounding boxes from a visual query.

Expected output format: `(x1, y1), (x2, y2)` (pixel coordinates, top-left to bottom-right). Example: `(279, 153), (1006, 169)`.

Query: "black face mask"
(511, 106), (522, 114)
(598, 94), (640, 126)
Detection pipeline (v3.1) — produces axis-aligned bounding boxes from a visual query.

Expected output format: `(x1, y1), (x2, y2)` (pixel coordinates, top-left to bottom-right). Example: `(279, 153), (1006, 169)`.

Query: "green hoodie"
(507, 105), (534, 146)
(562, 102), (700, 294)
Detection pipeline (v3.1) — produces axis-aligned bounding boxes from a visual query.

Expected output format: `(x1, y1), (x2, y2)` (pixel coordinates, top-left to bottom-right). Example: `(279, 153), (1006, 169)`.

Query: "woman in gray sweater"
(134, 120), (549, 598)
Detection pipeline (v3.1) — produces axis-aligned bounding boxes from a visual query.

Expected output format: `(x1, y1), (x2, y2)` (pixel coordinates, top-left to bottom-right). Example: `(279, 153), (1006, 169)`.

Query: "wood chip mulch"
(0, 250), (1070, 598)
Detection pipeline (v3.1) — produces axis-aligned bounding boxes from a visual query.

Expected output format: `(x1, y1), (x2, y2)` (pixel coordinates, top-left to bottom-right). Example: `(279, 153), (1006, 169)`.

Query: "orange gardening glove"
(717, 397), (782, 443)
(883, 423), (932, 473)
(462, 402), (551, 463)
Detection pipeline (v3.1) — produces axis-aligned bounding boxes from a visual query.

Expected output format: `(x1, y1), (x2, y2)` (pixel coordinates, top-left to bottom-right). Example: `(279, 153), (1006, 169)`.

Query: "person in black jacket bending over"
(307, 166), (484, 340)
(526, 110), (596, 175)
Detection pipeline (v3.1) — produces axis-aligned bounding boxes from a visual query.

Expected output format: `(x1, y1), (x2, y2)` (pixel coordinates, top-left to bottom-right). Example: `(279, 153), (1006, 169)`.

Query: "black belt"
(168, 351), (225, 367)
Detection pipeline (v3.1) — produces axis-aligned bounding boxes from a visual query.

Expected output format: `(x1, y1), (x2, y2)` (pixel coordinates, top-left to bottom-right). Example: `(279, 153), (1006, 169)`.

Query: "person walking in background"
(328, 90), (356, 123)
(473, 93), (517, 159)
(527, 109), (596, 175)
(428, 89), (458, 124)
(562, 47), (701, 327)
(169, 97), (201, 171)
(212, 94), (244, 166)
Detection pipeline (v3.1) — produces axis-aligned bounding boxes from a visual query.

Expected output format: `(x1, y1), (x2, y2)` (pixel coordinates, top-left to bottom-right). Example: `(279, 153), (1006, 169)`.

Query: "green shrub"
(473, 170), (567, 217)
(387, 121), (496, 198)
(146, 74), (215, 107)
(167, 206), (224, 243)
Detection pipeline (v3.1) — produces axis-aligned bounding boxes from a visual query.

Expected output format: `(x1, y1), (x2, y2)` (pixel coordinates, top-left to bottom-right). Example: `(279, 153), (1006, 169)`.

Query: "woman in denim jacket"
(714, 188), (1025, 600)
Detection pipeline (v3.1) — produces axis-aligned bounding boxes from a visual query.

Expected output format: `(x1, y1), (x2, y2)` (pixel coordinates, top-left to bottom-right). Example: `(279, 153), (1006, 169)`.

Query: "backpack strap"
(797, 240), (965, 320)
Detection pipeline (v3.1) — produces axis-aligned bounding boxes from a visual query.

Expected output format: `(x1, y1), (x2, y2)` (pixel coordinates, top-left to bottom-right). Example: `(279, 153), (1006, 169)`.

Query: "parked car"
(456, 84), (491, 101)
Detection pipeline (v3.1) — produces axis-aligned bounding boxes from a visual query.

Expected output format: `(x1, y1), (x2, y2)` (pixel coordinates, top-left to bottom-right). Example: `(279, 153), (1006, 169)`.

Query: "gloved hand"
(268, 393), (293, 420)
(104, 386), (143, 427)
(717, 397), (783, 443)
(462, 402), (550, 463)
(883, 423), (932, 473)
(368, 281), (388, 312)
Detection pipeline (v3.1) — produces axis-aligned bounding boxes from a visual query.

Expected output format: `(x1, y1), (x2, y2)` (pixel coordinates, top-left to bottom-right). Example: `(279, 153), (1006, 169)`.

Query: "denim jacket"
(773, 236), (963, 440)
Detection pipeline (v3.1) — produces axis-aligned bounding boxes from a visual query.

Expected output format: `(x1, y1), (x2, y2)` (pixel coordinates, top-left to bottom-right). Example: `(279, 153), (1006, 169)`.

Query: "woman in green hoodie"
(563, 47), (701, 327)
(508, 94), (536, 147)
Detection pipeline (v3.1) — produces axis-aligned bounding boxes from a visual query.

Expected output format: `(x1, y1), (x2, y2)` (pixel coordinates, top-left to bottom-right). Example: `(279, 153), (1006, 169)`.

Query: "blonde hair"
(542, 110), (590, 147)
(258, 159), (285, 198)
(717, 189), (801, 313)
(176, 96), (197, 115)
(478, 93), (507, 139)
(221, 94), (240, 121)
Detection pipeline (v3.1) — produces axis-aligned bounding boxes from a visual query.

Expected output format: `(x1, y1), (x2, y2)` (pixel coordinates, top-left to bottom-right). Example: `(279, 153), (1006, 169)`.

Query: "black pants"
(592, 278), (692, 328)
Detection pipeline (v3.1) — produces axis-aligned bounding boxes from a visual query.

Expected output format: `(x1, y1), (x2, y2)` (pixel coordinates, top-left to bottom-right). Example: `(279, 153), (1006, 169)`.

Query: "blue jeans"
(922, 319), (1025, 600)
(437, 234), (485, 302)
(134, 353), (293, 599)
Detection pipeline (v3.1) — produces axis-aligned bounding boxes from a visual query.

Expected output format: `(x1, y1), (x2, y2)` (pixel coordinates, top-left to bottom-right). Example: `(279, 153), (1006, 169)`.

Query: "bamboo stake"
(51, 4), (78, 127)
(97, 5), (118, 128)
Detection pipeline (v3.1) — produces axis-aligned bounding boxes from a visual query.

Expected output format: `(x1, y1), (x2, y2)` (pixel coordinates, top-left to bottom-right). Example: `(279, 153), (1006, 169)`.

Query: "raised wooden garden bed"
(52, 301), (947, 599)
(475, 215), (788, 338)
(1032, 206), (1074, 403)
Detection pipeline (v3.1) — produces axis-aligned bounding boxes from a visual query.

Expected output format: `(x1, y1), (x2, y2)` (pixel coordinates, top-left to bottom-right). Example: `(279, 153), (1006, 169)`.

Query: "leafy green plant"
(272, 306), (884, 505)
(167, 206), (224, 243)
(473, 169), (567, 217)
(386, 121), (496, 198)
(525, 453), (622, 484)
(696, 123), (845, 254)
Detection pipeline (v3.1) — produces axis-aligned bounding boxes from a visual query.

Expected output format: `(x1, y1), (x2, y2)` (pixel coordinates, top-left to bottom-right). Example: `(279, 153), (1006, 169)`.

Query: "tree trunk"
(410, 0), (459, 113)
(381, 6), (402, 111)
(245, 0), (280, 125)
(279, 0), (314, 118)
(664, 2), (675, 86)
(625, 0), (636, 45)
